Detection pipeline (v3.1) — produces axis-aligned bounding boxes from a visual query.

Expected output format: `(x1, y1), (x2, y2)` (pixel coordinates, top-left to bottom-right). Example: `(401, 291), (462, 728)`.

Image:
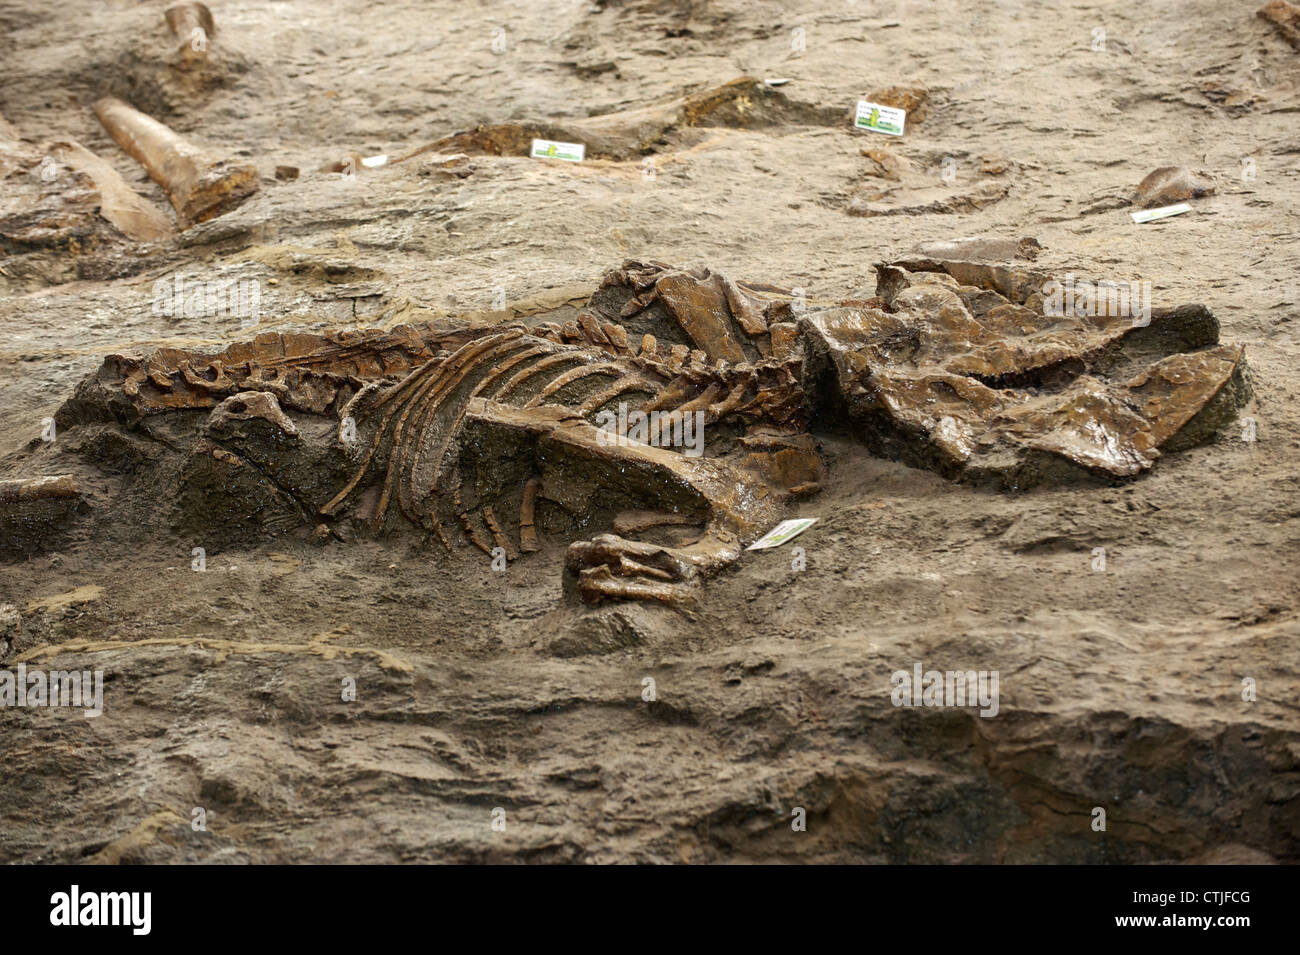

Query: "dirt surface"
(1, 0), (1298, 864)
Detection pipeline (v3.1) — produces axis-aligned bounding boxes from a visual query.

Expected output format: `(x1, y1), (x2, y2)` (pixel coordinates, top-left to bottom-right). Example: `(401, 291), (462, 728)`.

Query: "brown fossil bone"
(1259, 0), (1300, 49)
(36, 257), (1250, 606)
(392, 76), (847, 165)
(1, 117), (170, 248)
(93, 96), (258, 228)
(51, 141), (173, 241)
(165, 2), (216, 64)
(0, 475), (79, 504)
(812, 257), (1250, 481)
(1133, 167), (1216, 209)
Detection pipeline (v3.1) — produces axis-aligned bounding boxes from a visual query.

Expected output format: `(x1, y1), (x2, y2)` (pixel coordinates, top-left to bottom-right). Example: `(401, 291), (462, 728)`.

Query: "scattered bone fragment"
(0, 474), (79, 504)
(93, 96), (258, 228)
(1, 119), (169, 249)
(1133, 167), (1216, 209)
(867, 85), (929, 123)
(50, 141), (172, 241)
(846, 144), (1012, 217)
(859, 146), (911, 180)
(320, 155), (362, 175)
(165, 1), (216, 64)
(1258, 0), (1300, 49)
(912, 236), (1041, 262)
(848, 181), (1009, 217)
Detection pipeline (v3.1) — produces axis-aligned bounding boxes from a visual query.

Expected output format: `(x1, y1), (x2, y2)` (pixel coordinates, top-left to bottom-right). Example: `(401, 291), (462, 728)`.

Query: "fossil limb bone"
(519, 478), (541, 553)
(0, 475), (79, 504)
(93, 96), (258, 228)
(165, 2), (216, 64)
(1259, 0), (1300, 49)
(51, 141), (173, 241)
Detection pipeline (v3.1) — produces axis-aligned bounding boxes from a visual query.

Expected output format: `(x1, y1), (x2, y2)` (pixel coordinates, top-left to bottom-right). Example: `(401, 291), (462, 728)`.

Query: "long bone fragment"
(93, 96), (258, 228)
(51, 141), (173, 241)
(0, 475), (80, 504)
(165, 1), (216, 62)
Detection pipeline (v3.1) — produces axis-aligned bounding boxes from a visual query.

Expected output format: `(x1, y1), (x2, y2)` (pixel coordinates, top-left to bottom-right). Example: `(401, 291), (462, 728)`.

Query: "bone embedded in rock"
(612, 510), (704, 535)
(50, 140), (173, 241)
(1259, 0), (1300, 49)
(0, 475), (80, 504)
(482, 506), (518, 561)
(519, 478), (541, 552)
(165, 1), (216, 63)
(93, 96), (258, 228)
(44, 260), (1252, 608)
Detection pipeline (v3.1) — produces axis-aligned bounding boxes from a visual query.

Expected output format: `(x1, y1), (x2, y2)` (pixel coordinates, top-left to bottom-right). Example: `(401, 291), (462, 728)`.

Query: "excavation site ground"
(1, 0), (1298, 864)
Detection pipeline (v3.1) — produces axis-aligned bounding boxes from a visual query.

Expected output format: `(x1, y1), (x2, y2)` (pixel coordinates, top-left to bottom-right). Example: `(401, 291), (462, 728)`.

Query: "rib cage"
(320, 315), (804, 551)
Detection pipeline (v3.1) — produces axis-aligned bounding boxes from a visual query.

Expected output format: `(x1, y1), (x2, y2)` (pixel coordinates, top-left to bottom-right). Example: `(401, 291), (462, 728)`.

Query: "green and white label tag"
(747, 518), (818, 551)
(854, 100), (906, 136)
(530, 139), (585, 162)
(1131, 203), (1191, 223)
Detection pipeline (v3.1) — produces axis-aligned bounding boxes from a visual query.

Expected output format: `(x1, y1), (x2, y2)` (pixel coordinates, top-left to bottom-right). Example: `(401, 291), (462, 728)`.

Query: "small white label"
(854, 100), (906, 136)
(530, 139), (585, 162)
(1131, 203), (1191, 223)
(747, 518), (818, 551)
(360, 154), (389, 168)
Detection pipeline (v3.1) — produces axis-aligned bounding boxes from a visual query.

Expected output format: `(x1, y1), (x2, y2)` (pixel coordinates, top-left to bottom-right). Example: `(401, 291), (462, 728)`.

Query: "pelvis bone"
(47, 259), (1249, 606)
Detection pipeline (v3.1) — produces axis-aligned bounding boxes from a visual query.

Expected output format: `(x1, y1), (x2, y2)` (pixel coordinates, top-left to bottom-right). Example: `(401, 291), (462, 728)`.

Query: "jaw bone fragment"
(93, 96), (258, 228)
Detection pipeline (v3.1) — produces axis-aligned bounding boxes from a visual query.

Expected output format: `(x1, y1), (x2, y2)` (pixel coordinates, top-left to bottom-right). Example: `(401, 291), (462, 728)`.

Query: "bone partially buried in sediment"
(93, 96), (258, 228)
(51, 141), (172, 241)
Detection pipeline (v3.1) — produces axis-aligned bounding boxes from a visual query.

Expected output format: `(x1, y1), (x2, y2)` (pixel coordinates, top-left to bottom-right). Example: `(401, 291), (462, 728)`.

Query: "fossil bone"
(165, 2), (216, 64)
(0, 475), (79, 504)
(37, 257), (1250, 607)
(93, 96), (258, 228)
(51, 141), (173, 241)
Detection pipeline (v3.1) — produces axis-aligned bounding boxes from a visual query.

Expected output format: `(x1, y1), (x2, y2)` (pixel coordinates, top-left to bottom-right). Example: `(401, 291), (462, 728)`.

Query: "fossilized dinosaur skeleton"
(48, 259), (1248, 605)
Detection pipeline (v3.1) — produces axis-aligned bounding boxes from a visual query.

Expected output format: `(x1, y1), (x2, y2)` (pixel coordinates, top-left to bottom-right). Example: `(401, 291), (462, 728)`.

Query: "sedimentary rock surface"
(0, 0), (1295, 865)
